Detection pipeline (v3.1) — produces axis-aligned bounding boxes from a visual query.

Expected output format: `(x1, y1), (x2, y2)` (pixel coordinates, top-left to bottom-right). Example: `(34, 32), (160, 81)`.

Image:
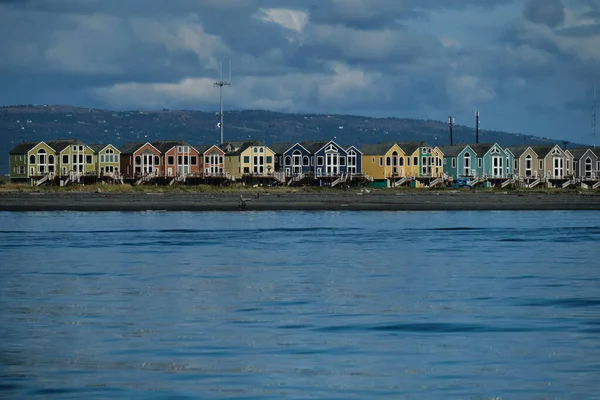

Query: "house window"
(339, 157), (346, 166)
(205, 156), (210, 163)
(86, 155), (92, 164)
(100, 155), (105, 163)
(254, 148), (257, 152)
(407, 157), (411, 166)
(539, 160), (543, 169)
(178, 156), (182, 164)
(114, 155), (118, 162)
(514, 160), (518, 169)
(191, 156), (197, 165)
(178, 146), (182, 152)
(379, 157), (383, 166)
(478, 158), (482, 168)
(303, 156), (309, 166)
(72, 155), (77, 163)
(260, 148), (264, 153)
(219, 156), (223, 164)
(372, 157), (375, 163)
(79, 146), (84, 151)
(168, 156), (174, 165)
(386, 157), (391, 166)
(452, 158), (456, 168)
(49, 155), (54, 164)
(72, 146), (77, 151)
(266, 156), (272, 163)
(244, 156), (250, 163)
(444, 158), (447, 165)
(317, 156), (324, 166)
(184, 156), (188, 164)
(566, 159), (570, 171)
(413, 157), (418, 165)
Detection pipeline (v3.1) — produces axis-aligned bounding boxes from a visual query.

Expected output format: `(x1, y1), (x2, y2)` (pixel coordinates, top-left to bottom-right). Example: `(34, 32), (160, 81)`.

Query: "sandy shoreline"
(1, 191), (600, 211)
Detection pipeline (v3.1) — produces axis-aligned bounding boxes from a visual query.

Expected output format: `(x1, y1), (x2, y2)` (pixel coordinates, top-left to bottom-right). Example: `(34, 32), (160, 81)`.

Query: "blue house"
(344, 145), (362, 175)
(271, 142), (312, 176)
(299, 140), (349, 177)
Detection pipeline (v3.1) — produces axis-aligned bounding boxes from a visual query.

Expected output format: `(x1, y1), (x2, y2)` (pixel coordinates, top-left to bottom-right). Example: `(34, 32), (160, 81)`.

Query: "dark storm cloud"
(523, 0), (566, 28)
(0, 0), (599, 143)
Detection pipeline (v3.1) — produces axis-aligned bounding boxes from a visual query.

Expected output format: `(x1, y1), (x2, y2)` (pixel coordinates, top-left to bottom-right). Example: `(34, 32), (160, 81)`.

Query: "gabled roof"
(566, 147), (596, 160)
(221, 140), (263, 155)
(506, 145), (531, 157)
(89, 144), (120, 153)
(9, 141), (42, 154)
(397, 141), (430, 155)
(194, 144), (224, 154)
(468, 143), (496, 156)
(438, 144), (469, 157)
(152, 140), (191, 153)
(270, 142), (296, 154)
(120, 142), (157, 154)
(529, 145), (559, 157)
(360, 142), (398, 155)
(344, 145), (362, 154)
(47, 139), (87, 152)
(298, 140), (332, 153)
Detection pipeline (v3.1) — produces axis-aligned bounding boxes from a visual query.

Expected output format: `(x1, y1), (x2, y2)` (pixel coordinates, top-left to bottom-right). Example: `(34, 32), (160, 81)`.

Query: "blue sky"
(0, 0), (599, 144)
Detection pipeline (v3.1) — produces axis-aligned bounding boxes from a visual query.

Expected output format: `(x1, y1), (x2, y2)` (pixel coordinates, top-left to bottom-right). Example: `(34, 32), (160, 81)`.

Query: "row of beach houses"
(7, 138), (600, 189)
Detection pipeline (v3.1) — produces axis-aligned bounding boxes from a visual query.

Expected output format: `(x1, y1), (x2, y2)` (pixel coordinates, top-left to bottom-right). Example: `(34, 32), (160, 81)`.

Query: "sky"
(0, 0), (599, 144)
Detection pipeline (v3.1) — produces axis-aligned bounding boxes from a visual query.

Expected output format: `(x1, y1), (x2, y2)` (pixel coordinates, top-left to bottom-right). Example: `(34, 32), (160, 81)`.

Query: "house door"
(168, 167), (173, 176)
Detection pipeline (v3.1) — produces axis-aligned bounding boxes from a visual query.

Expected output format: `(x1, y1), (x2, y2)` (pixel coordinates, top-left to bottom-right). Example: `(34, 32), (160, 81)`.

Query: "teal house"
(439, 144), (477, 179)
(469, 143), (513, 179)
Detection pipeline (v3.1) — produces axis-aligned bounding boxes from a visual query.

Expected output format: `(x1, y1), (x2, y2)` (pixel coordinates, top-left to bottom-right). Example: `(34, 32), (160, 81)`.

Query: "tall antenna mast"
(448, 116), (454, 146)
(475, 111), (480, 144)
(593, 79), (597, 149)
(214, 61), (231, 145)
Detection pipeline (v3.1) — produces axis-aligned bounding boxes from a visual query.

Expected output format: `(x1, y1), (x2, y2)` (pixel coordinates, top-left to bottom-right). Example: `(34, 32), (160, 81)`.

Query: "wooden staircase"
(136, 170), (156, 185)
(428, 177), (442, 188)
(394, 176), (412, 187)
(527, 178), (541, 188)
(287, 172), (305, 186)
(592, 181), (600, 189)
(35, 173), (52, 186)
(562, 179), (574, 189)
(501, 179), (514, 188)
(330, 173), (346, 188)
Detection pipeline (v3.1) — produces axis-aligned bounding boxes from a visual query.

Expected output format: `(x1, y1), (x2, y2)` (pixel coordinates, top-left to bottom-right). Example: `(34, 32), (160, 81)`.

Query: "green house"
(47, 139), (96, 176)
(9, 141), (57, 181)
(90, 144), (121, 175)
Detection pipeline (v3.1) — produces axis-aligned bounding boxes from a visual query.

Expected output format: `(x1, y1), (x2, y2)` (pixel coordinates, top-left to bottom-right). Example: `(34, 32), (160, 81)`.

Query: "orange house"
(153, 140), (201, 177)
(120, 142), (162, 178)
(195, 144), (225, 176)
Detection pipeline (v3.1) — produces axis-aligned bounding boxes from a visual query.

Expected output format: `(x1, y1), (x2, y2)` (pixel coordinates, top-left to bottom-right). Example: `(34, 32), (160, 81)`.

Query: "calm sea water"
(1, 211), (599, 399)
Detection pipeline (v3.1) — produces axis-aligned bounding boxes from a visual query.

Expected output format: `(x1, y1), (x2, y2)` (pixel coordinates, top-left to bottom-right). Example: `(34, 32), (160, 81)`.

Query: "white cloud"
(258, 8), (309, 32)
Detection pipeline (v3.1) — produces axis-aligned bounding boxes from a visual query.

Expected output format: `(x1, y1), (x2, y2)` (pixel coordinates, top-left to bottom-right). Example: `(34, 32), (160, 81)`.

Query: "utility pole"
(593, 79), (597, 149)
(448, 116), (454, 145)
(475, 111), (480, 144)
(214, 61), (231, 145)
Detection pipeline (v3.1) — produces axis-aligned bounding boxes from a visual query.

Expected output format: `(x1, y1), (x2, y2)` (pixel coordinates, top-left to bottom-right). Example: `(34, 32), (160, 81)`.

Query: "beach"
(1, 190), (599, 211)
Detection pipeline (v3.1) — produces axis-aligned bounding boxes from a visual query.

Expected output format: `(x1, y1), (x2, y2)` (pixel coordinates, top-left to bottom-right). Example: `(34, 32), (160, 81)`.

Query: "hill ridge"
(0, 105), (583, 175)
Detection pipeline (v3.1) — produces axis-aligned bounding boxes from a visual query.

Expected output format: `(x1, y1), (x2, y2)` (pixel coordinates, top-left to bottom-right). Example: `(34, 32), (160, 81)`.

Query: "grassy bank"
(1, 182), (599, 195)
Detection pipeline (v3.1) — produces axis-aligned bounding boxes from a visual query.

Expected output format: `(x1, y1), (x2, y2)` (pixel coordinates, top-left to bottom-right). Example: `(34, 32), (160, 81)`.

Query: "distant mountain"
(0, 104), (580, 175)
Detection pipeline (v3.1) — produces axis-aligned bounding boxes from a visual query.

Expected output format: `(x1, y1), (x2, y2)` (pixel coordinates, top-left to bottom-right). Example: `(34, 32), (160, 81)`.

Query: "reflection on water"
(1, 211), (599, 399)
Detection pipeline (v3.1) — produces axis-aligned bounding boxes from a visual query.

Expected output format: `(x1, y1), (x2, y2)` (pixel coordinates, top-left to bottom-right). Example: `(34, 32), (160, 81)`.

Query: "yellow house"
(360, 142), (408, 186)
(394, 142), (445, 187)
(221, 140), (275, 179)
(90, 144), (121, 176)
(22, 141), (57, 177)
(47, 139), (96, 177)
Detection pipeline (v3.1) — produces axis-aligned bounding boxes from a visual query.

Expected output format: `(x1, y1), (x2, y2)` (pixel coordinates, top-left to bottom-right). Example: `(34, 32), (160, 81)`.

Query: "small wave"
(315, 322), (530, 334)
(518, 298), (600, 308)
